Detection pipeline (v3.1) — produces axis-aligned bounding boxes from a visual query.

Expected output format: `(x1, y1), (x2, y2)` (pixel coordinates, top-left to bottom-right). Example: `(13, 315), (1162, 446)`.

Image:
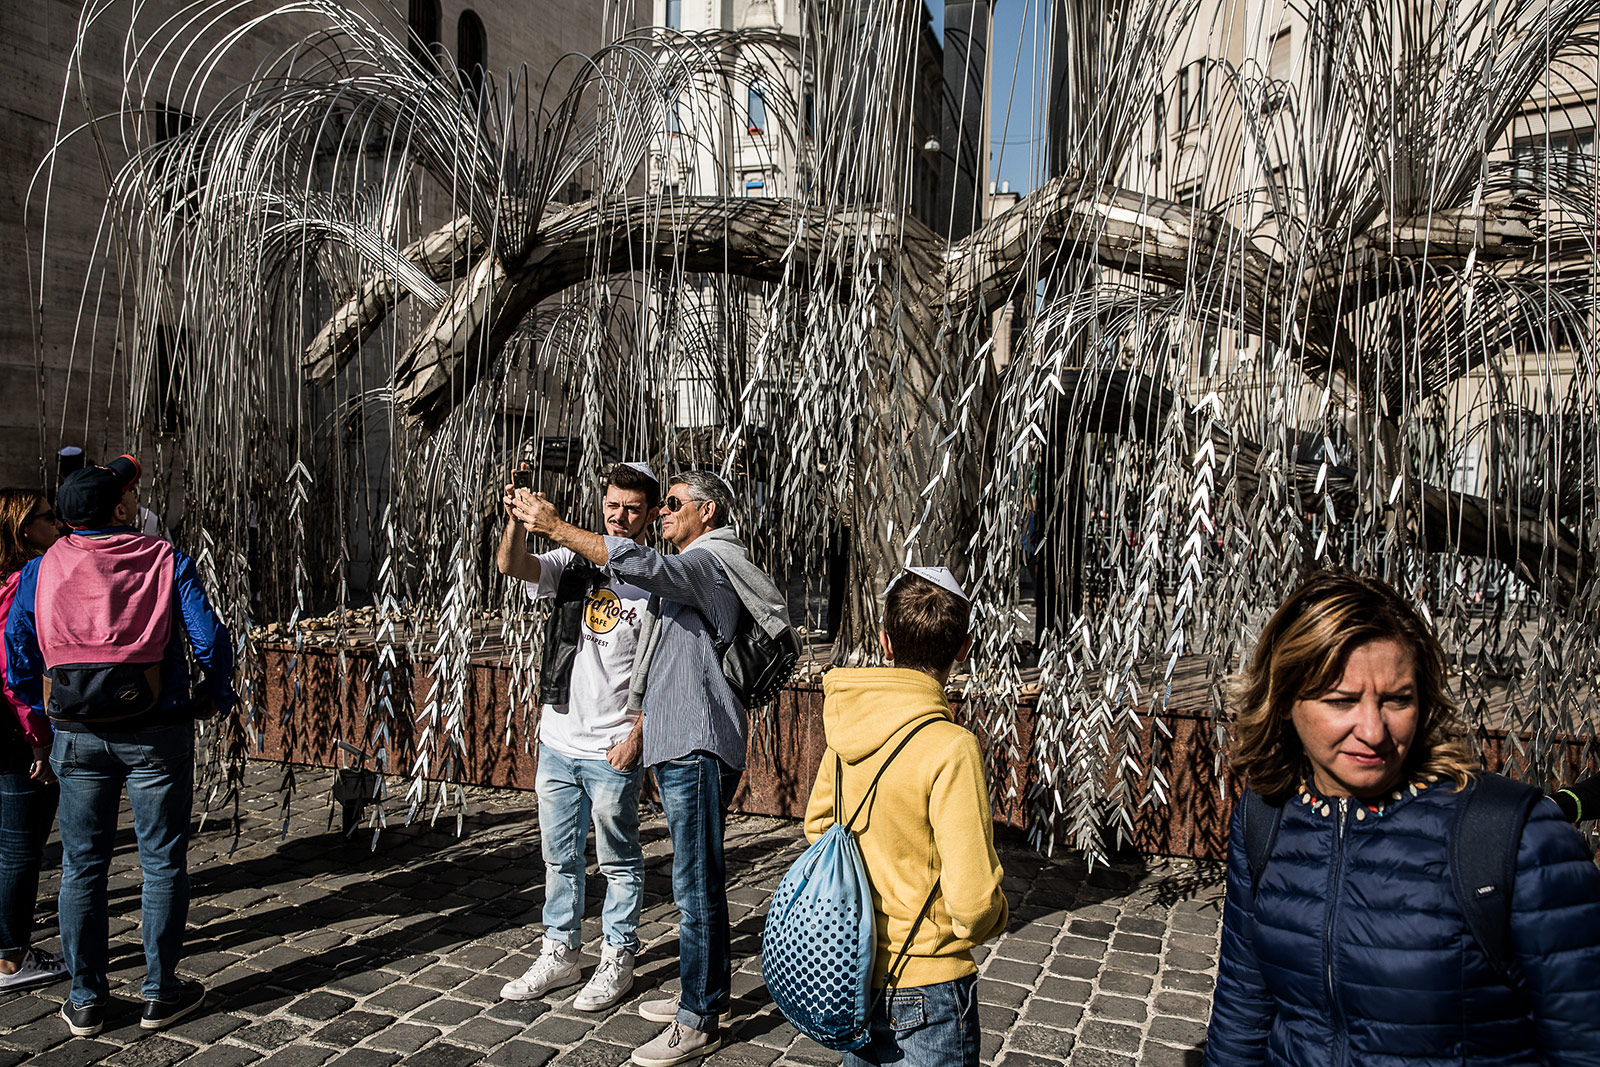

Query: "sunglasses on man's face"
(663, 495), (703, 513)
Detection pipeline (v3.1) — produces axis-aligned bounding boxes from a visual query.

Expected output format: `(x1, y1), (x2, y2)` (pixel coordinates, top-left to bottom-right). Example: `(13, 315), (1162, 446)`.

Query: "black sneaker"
(60, 1000), (104, 1037)
(140, 981), (205, 1030)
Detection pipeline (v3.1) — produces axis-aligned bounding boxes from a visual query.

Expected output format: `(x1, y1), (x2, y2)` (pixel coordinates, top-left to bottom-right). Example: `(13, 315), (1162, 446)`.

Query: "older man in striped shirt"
(516, 470), (747, 1067)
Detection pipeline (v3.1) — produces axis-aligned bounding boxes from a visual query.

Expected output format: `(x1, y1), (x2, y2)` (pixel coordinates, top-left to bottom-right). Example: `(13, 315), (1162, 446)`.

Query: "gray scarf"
(623, 526), (790, 711)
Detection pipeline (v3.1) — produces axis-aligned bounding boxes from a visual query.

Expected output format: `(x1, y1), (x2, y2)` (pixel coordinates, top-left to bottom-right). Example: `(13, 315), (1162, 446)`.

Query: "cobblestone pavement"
(1, 763), (1223, 1067)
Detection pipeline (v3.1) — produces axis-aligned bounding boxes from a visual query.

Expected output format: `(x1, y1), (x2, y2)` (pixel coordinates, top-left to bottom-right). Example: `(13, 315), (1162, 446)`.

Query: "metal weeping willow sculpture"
(29, 0), (1600, 859)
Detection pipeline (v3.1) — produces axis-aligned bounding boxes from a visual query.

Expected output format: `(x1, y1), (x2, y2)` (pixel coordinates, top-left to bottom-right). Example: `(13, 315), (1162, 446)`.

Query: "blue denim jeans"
(653, 752), (741, 1032)
(0, 770), (59, 961)
(536, 744), (644, 952)
(52, 723), (193, 1006)
(843, 974), (981, 1067)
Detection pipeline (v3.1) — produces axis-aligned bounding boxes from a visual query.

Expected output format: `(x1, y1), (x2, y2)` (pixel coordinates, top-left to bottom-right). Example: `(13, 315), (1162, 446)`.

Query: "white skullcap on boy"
(622, 461), (658, 485)
(888, 566), (969, 602)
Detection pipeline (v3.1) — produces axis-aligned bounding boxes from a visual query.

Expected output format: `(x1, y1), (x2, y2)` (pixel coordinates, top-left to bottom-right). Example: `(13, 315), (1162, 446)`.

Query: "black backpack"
(710, 606), (802, 709)
(686, 540), (801, 708)
(1241, 772), (1542, 988)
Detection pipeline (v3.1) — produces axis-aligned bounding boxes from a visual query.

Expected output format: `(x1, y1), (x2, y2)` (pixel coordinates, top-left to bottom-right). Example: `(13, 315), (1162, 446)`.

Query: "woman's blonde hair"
(1229, 569), (1480, 800)
(0, 488), (48, 580)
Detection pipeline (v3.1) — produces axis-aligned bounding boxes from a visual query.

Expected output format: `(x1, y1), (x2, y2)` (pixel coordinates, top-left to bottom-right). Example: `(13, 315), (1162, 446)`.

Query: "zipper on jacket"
(1323, 798), (1350, 1066)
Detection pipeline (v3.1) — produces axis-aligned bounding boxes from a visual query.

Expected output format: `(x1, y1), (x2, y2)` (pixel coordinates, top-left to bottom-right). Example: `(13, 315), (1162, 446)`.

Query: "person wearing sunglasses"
(515, 470), (789, 1067)
(0, 489), (70, 993)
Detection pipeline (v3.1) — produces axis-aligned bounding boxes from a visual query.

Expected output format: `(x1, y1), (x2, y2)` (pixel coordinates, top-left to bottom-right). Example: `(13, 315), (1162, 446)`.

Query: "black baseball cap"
(57, 454), (142, 528)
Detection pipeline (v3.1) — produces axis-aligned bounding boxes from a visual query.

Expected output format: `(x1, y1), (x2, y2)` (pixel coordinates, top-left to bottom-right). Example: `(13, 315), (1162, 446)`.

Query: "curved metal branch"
(307, 178), (1548, 426)
(1060, 366), (1586, 602)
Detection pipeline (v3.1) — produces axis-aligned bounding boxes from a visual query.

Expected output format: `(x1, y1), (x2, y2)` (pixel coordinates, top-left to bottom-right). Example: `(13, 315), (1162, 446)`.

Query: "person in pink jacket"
(0, 488), (68, 991)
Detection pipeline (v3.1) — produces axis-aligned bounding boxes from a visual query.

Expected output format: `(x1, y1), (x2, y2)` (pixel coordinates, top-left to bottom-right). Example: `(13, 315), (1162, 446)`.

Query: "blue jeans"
(0, 770), (59, 961)
(52, 724), (193, 1006)
(653, 752), (741, 1032)
(843, 974), (981, 1067)
(536, 744), (644, 952)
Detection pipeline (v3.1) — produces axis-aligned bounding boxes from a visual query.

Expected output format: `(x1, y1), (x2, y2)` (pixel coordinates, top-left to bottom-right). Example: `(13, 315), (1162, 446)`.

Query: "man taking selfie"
(495, 461), (659, 1014)
(514, 470), (789, 1067)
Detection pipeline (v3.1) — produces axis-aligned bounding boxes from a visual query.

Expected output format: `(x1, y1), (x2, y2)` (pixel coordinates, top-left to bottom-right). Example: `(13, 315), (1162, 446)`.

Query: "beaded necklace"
(1297, 776), (1435, 821)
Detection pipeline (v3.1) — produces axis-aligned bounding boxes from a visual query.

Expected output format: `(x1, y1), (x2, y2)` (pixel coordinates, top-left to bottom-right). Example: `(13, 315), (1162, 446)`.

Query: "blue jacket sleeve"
(171, 550), (235, 713)
(3, 561), (44, 715)
(1204, 802), (1275, 1066)
(1509, 799), (1600, 1064)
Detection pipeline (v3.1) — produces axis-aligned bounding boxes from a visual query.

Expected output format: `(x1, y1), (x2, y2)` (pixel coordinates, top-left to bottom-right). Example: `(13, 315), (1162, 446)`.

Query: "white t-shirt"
(528, 547), (650, 761)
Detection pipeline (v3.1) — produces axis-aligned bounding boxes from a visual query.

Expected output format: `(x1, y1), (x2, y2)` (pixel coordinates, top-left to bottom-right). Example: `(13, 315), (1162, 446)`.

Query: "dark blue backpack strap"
(842, 717), (942, 832)
(1450, 772), (1541, 989)
(1241, 788), (1285, 892)
(834, 753), (843, 820)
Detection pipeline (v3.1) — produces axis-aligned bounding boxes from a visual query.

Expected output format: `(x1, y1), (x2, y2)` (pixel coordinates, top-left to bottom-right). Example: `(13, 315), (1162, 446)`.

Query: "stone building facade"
(0, 0), (602, 488)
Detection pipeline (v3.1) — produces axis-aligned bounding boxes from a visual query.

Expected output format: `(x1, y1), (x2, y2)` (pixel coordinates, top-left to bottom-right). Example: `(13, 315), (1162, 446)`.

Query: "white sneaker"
(0, 949), (69, 992)
(499, 938), (581, 1001)
(573, 944), (635, 1012)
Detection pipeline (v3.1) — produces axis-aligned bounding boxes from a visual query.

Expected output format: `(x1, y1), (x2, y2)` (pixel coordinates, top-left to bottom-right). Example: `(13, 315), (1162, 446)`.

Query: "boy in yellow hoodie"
(803, 567), (1008, 1067)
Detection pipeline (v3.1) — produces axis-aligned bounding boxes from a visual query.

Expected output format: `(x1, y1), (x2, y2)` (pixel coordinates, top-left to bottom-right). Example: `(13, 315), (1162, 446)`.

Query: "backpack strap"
(1242, 788), (1285, 892)
(841, 717), (943, 832)
(834, 752), (843, 821)
(866, 880), (941, 1011)
(846, 725), (946, 1035)
(690, 602), (740, 654)
(1451, 772), (1541, 989)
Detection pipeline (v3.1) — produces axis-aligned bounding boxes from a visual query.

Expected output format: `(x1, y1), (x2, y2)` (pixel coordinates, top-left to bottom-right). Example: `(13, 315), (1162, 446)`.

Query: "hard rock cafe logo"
(584, 588), (637, 634)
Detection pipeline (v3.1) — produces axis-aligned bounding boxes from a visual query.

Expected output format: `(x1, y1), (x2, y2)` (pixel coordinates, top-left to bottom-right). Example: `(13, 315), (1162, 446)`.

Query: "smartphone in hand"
(512, 469), (534, 490)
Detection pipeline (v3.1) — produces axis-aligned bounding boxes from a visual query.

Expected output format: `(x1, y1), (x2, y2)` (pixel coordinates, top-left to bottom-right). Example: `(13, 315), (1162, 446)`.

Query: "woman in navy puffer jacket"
(1205, 571), (1600, 1066)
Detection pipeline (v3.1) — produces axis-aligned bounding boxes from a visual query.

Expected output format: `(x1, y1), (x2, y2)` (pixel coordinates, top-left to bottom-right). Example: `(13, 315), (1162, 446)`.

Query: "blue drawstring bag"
(762, 719), (941, 1051)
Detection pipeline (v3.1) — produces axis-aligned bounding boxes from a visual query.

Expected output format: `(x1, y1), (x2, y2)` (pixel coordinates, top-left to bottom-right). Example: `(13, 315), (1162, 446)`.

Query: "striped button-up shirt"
(603, 536), (746, 769)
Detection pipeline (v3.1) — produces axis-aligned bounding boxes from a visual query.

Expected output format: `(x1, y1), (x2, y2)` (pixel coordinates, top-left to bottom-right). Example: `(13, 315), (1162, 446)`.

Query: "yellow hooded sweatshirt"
(804, 667), (1009, 989)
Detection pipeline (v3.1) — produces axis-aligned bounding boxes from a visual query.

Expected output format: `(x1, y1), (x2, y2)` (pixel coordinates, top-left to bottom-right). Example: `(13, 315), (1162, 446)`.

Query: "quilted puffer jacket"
(1205, 780), (1600, 1066)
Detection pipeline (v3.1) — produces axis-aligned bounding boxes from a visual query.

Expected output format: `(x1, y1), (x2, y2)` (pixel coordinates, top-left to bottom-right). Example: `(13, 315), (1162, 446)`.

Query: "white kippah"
(889, 566), (969, 601)
(622, 461), (658, 485)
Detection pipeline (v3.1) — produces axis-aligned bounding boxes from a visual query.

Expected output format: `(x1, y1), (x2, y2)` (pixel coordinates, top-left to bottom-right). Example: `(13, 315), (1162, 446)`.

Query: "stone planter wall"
(250, 644), (1600, 859)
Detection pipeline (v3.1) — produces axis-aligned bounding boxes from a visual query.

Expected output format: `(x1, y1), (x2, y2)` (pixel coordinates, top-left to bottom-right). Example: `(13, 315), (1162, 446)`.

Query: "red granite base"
(249, 644), (1598, 859)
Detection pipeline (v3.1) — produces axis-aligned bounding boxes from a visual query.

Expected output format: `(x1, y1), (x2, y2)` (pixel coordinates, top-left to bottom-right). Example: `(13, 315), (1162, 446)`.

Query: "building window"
(1267, 28), (1292, 81)
(1508, 271), (1591, 352)
(152, 103), (201, 217)
(743, 171), (765, 197)
(665, 0), (682, 29)
(408, 0), (441, 70)
(747, 81), (768, 135)
(1176, 60), (1206, 131)
(1512, 128), (1595, 192)
(804, 92), (815, 139)
(1148, 92), (1164, 167)
(154, 104), (194, 142)
(458, 11), (487, 99)
(1175, 179), (1204, 209)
